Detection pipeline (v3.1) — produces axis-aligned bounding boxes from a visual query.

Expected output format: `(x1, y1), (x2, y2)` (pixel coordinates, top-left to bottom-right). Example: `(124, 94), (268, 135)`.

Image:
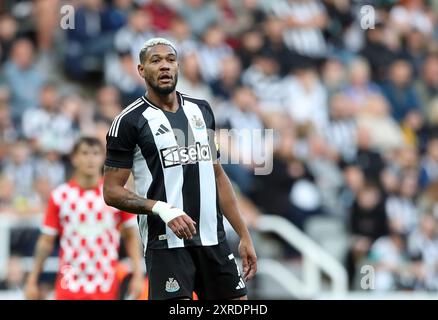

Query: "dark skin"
(103, 44), (257, 299)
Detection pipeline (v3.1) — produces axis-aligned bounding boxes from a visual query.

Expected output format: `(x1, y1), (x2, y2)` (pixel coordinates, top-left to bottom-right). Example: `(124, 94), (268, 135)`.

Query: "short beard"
(148, 74), (178, 95)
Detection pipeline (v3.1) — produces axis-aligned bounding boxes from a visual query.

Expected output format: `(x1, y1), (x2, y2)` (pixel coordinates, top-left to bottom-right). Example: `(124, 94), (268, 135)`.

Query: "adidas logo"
(236, 278), (246, 290)
(156, 124), (170, 136)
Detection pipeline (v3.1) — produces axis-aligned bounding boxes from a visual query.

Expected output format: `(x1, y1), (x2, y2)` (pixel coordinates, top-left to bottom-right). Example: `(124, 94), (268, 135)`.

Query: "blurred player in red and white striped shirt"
(25, 137), (144, 300)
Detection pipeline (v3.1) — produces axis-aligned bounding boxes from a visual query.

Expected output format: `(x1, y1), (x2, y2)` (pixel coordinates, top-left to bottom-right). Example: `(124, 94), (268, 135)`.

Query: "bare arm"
(214, 162), (257, 281)
(25, 234), (56, 299)
(103, 165), (157, 214)
(103, 165), (196, 239)
(121, 226), (144, 299)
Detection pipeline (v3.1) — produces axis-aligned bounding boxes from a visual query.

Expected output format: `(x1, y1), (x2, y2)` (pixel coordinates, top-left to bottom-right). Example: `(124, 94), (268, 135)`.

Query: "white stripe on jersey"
(109, 98), (143, 137)
(142, 106), (185, 249)
(182, 100), (218, 246)
(132, 145), (153, 254)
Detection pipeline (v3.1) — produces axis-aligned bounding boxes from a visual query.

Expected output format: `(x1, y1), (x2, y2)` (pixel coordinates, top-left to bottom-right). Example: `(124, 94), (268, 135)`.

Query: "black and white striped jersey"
(105, 92), (225, 251)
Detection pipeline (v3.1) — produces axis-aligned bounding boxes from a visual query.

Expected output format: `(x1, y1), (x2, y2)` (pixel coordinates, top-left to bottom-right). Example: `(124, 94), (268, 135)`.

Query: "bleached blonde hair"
(139, 38), (177, 63)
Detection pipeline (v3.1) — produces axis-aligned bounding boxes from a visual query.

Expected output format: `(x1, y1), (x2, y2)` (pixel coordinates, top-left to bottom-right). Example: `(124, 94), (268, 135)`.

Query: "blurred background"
(1, 0), (438, 299)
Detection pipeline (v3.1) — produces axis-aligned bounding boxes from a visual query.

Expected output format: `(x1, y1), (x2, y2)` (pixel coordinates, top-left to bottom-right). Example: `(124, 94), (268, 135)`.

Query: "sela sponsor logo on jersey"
(165, 278), (180, 293)
(160, 142), (211, 168)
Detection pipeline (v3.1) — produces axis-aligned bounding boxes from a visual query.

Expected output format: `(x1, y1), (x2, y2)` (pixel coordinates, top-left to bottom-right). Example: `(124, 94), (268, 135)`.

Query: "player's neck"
(146, 90), (179, 112)
(73, 174), (100, 190)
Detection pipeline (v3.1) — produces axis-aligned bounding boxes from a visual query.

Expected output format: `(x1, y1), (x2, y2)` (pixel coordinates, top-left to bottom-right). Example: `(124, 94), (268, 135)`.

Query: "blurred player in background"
(103, 38), (257, 300)
(24, 137), (144, 300)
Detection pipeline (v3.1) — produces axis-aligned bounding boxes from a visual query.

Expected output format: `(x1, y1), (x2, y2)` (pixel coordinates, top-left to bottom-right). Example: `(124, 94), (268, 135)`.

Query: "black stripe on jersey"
(138, 121), (169, 249)
(163, 107), (201, 247)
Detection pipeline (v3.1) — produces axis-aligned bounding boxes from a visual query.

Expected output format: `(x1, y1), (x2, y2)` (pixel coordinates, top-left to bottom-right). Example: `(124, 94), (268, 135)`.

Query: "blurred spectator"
(338, 163), (364, 217)
(102, 0), (132, 32)
(322, 0), (354, 51)
(356, 95), (404, 153)
(400, 29), (427, 77)
(59, 94), (89, 137)
(360, 23), (398, 82)
(178, 0), (219, 38)
(22, 83), (76, 155)
(3, 38), (46, 130)
(324, 93), (357, 162)
(271, 0), (328, 62)
(166, 16), (198, 58)
(176, 52), (213, 101)
(262, 16), (295, 76)
(93, 85), (123, 124)
(2, 140), (35, 198)
(385, 170), (419, 235)
(33, 0), (60, 51)
(380, 59), (421, 123)
(242, 50), (285, 112)
(105, 50), (145, 104)
(354, 127), (386, 183)
(197, 25), (233, 83)
(0, 174), (15, 213)
(343, 58), (382, 111)
(34, 149), (66, 191)
(369, 231), (421, 291)
(142, 0), (176, 33)
(250, 120), (319, 230)
(209, 54), (242, 101)
(416, 54), (438, 120)
(235, 28), (264, 70)
(306, 134), (342, 214)
(389, 0), (434, 37)
(0, 256), (25, 294)
(408, 213), (438, 290)
(227, 0), (266, 37)
(418, 136), (438, 188)
(0, 89), (17, 159)
(64, 0), (114, 81)
(216, 86), (265, 194)
(282, 64), (328, 131)
(346, 181), (389, 287)
(321, 57), (347, 95)
(113, 7), (154, 64)
(0, 14), (18, 63)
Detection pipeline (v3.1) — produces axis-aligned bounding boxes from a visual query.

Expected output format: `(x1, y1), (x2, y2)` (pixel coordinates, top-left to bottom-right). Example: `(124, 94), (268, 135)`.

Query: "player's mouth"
(158, 74), (173, 84)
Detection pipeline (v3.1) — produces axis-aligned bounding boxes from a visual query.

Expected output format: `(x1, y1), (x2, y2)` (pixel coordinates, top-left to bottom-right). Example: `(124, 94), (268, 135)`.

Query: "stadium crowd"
(1, 0), (438, 296)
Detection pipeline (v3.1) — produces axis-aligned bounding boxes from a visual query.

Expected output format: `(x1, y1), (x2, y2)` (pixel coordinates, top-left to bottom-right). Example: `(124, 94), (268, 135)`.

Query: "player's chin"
(156, 84), (176, 94)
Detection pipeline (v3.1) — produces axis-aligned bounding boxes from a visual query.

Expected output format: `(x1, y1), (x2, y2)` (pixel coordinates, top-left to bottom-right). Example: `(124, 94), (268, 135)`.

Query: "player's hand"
(152, 201), (196, 240)
(24, 279), (40, 300)
(239, 237), (257, 281)
(168, 214), (197, 240)
(126, 273), (144, 300)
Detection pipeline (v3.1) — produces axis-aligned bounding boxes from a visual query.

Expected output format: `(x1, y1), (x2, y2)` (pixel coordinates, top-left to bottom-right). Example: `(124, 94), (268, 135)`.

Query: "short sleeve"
(105, 116), (138, 169)
(42, 195), (61, 236)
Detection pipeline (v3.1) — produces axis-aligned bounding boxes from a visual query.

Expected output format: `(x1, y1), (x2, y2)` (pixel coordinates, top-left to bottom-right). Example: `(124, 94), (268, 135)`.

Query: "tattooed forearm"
(103, 165), (156, 215)
(111, 188), (155, 215)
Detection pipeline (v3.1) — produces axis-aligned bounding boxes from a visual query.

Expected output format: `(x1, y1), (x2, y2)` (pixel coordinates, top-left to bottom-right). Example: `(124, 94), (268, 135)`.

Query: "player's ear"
(137, 64), (144, 78)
